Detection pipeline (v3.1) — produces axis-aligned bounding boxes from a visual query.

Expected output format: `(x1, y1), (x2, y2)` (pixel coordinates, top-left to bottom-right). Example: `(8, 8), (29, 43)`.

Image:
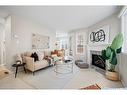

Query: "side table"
(12, 63), (27, 78)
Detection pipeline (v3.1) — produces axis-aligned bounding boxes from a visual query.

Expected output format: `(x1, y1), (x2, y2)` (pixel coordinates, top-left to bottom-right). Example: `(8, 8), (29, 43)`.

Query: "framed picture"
(88, 25), (110, 45)
(32, 33), (50, 49)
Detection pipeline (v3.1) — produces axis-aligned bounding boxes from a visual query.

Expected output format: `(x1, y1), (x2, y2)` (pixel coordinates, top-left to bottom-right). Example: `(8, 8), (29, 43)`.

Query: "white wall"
(87, 13), (120, 44)
(6, 15), (56, 69)
(119, 53), (127, 87)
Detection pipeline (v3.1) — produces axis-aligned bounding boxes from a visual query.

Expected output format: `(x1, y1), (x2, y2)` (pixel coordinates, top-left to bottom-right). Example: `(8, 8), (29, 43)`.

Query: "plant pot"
(105, 70), (119, 81)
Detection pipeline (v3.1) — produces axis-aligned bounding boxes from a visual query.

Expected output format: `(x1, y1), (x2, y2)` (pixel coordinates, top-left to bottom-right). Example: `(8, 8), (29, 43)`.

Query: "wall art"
(89, 25), (109, 44)
(32, 33), (50, 49)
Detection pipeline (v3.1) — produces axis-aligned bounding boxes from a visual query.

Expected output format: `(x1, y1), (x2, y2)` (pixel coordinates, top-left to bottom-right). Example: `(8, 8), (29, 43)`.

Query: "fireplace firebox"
(92, 54), (106, 70)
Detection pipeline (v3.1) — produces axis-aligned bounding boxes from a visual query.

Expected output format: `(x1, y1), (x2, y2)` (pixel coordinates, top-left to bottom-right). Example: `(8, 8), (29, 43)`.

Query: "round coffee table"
(54, 60), (73, 75)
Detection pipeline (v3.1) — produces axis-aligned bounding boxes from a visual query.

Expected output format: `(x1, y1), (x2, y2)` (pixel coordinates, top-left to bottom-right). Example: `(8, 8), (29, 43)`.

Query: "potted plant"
(101, 32), (123, 81)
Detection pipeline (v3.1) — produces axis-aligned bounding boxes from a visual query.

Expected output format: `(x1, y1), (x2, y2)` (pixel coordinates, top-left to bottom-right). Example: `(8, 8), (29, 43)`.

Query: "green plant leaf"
(116, 47), (122, 54)
(109, 50), (117, 66)
(109, 52), (113, 63)
(101, 49), (109, 60)
(111, 32), (124, 50)
(111, 55), (117, 66)
(106, 46), (112, 58)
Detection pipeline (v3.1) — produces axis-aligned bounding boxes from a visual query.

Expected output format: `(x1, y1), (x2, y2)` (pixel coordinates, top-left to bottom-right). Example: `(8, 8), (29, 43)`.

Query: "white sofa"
(21, 51), (51, 75)
(25, 56), (49, 74)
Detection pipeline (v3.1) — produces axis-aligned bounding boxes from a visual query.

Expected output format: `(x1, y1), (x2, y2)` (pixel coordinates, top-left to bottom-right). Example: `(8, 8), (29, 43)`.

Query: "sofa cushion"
(31, 52), (39, 62)
(34, 60), (49, 71)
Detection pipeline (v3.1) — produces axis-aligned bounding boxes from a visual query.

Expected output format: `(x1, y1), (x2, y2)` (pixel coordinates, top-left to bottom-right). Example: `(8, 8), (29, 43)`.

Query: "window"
(120, 6), (127, 53)
(69, 36), (73, 55)
(56, 32), (69, 50)
(76, 33), (84, 55)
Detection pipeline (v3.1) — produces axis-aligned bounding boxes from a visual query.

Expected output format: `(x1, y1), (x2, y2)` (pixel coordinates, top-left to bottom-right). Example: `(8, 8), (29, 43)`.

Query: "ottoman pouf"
(75, 60), (83, 65)
(77, 62), (89, 69)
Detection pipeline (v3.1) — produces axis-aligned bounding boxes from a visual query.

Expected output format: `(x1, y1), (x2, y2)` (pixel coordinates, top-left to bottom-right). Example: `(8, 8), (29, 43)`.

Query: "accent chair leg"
(23, 66), (27, 73)
(15, 66), (18, 78)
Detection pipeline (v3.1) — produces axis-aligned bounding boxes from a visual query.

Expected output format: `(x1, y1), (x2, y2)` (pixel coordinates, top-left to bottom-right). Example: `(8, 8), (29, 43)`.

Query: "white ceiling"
(0, 6), (121, 32)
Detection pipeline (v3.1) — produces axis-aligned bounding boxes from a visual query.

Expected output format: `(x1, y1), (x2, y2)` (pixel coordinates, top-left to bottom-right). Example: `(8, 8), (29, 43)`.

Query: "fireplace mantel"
(87, 44), (110, 65)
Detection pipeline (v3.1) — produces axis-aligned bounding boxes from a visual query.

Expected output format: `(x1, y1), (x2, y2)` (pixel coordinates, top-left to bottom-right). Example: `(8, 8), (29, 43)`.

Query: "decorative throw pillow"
(31, 52), (39, 62)
(31, 53), (35, 61)
(51, 54), (58, 62)
(37, 51), (44, 61)
(16, 54), (22, 64)
(51, 54), (57, 58)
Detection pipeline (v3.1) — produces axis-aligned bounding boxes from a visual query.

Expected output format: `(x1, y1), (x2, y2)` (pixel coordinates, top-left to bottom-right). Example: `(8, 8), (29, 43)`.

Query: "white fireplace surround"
(87, 44), (110, 66)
